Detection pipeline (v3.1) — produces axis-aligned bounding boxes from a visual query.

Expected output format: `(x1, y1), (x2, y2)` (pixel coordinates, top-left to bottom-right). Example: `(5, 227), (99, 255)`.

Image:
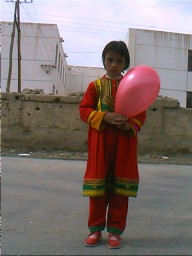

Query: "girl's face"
(104, 50), (126, 79)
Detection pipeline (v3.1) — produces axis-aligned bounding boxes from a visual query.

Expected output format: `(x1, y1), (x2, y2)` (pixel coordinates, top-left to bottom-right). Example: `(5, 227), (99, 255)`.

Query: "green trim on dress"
(83, 177), (139, 197)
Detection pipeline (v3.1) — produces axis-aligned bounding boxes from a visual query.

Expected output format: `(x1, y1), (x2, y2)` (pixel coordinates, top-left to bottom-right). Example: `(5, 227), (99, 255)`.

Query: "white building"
(66, 28), (192, 108)
(1, 21), (68, 94)
(127, 28), (192, 108)
(1, 22), (192, 108)
(1, 21), (105, 95)
(65, 65), (105, 93)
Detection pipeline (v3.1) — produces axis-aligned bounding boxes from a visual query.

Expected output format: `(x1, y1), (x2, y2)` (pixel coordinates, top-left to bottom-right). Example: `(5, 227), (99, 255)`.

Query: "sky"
(1, 0), (192, 67)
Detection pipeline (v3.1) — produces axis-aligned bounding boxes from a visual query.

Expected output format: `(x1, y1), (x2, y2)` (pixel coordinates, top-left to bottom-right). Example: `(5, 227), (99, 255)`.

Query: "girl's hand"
(103, 112), (128, 126)
(117, 121), (131, 131)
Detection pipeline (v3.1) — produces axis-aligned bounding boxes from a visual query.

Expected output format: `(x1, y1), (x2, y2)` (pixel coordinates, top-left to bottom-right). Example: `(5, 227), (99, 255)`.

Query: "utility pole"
(6, 2), (17, 92)
(5, 0), (33, 92)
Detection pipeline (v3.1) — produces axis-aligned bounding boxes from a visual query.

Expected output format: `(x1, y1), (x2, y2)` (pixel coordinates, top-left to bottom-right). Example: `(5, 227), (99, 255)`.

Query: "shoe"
(84, 231), (102, 247)
(108, 233), (122, 249)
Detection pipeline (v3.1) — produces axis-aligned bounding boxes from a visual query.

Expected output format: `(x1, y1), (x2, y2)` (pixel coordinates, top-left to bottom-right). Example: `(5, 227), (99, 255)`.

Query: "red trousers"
(88, 190), (129, 235)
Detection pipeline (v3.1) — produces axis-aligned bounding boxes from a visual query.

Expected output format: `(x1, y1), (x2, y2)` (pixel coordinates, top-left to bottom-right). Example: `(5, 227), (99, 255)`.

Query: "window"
(62, 66), (65, 84)
(58, 53), (61, 74)
(53, 85), (55, 95)
(55, 45), (58, 69)
(188, 50), (192, 71)
(60, 60), (63, 79)
(186, 91), (192, 108)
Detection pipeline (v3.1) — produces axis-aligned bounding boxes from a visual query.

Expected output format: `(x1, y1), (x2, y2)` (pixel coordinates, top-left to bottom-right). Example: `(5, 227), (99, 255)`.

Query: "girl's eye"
(117, 59), (124, 63)
(106, 57), (124, 64)
(107, 57), (114, 63)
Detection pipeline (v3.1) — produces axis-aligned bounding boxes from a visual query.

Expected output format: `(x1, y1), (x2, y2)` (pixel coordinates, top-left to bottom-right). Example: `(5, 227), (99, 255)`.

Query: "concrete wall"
(1, 92), (192, 155)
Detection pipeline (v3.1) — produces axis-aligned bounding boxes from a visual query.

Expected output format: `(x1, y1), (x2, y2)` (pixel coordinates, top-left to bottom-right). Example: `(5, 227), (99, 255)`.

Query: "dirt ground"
(1, 148), (192, 165)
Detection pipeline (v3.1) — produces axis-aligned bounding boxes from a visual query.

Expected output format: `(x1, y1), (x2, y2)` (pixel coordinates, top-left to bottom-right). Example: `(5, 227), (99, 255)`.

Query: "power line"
(67, 52), (100, 53)
(5, 0), (33, 3)
(2, 10), (192, 35)
(13, 12), (192, 34)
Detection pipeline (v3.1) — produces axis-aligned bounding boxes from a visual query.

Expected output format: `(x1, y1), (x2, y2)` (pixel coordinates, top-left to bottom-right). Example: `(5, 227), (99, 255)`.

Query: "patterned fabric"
(83, 178), (139, 197)
(95, 78), (119, 112)
(79, 75), (146, 197)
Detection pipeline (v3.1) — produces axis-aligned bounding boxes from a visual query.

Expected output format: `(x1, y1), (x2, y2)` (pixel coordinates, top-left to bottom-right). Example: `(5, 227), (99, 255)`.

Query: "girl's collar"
(104, 74), (123, 80)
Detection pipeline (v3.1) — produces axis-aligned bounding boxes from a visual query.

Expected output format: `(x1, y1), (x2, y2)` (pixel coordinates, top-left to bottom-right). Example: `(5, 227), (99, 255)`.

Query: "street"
(1, 156), (192, 255)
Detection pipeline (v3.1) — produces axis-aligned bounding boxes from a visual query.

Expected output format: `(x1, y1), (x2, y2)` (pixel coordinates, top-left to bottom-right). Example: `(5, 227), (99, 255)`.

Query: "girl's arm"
(79, 82), (106, 131)
(127, 111), (147, 135)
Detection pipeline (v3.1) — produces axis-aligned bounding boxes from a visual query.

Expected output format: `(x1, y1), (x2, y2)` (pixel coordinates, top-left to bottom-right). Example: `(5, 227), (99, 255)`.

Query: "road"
(1, 156), (192, 255)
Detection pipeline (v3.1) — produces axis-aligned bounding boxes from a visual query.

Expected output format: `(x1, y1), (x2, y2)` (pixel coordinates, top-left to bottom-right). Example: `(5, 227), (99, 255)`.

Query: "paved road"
(1, 157), (192, 255)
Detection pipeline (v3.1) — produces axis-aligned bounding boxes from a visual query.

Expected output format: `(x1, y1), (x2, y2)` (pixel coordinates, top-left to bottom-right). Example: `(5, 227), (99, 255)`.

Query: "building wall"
(127, 28), (192, 107)
(65, 65), (105, 93)
(1, 22), (67, 94)
(1, 92), (192, 155)
(65, 28), (192, 108)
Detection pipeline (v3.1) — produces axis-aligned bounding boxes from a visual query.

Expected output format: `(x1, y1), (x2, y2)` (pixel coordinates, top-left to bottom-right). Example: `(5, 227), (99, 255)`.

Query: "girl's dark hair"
(102, 41), (130, 71)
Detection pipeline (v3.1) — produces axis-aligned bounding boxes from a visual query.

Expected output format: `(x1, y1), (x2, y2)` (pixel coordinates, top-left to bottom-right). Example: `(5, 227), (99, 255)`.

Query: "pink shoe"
(84, 231), (102, 247)
(108, 233), (122, 249)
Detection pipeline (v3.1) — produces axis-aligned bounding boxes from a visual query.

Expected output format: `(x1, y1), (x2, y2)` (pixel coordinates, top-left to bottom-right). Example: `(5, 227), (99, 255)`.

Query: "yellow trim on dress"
(96, 79), (102, 112)
(83, 190), (105, 197)
(128, 123), (136, 136)
(130, 118), (142, 128)
(87, 110), (97, 124)
(113, 188), (137, 197)
(87, 111), (106, 131)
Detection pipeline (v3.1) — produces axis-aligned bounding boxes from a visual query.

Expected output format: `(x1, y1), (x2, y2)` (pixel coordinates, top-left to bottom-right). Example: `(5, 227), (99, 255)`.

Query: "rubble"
(1, 149), (192, 165)
(21, 88), (44, 94)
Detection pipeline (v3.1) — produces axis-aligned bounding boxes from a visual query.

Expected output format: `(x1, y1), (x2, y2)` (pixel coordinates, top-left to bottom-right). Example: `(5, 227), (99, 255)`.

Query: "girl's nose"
(111, 60), (117, 67)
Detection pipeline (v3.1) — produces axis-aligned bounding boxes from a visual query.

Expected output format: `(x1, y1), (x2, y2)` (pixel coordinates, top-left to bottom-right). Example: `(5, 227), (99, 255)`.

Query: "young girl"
(79, 41), (146, 249)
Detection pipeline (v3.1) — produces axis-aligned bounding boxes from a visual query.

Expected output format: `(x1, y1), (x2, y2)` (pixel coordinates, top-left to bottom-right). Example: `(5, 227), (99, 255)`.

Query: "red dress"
(79, 75), (146, 198)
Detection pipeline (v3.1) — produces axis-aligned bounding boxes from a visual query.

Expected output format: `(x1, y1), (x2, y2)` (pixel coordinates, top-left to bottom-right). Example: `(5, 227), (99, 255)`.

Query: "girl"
(79, 41), (146, 249)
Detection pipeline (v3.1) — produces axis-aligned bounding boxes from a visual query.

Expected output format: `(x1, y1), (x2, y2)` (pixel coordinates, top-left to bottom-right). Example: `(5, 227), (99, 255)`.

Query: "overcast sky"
(1, 0), (192, 67)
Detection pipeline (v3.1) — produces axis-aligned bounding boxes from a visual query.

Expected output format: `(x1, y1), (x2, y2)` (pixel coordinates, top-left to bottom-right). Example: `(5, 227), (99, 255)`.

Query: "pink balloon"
(115, 65), (160, 117)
